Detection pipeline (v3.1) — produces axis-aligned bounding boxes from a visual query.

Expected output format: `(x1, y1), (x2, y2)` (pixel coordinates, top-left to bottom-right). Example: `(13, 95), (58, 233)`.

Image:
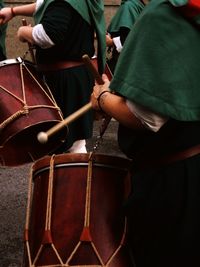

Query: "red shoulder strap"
(178, 0), (200, 18)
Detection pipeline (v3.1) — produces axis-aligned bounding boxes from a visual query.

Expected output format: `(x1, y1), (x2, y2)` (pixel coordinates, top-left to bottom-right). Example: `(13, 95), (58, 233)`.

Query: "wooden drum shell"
(23, 153), (133, 267)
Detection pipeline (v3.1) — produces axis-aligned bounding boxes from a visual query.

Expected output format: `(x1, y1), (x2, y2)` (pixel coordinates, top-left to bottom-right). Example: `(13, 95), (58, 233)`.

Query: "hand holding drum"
(37, 54), (105, 144)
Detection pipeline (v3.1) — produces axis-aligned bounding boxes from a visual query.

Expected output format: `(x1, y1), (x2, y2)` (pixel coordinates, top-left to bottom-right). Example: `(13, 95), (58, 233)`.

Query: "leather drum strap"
(135, 143), (200, 171)
(37, 60), (84, 72)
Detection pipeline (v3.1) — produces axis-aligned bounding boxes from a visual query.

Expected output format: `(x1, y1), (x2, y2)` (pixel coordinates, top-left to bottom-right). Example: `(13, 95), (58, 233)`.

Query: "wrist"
(10, 7), (16, 17)
(108, 39), (113, 47)
(97, 90), (110, 112)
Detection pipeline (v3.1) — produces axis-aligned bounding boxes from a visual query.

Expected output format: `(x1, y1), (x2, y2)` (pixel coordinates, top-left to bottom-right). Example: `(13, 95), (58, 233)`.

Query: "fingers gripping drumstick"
(37, 54), (104, 144)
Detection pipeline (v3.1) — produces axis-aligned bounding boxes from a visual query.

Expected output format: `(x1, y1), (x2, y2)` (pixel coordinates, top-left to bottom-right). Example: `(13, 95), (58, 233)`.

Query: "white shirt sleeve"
(112, 36), (123, 53)
(35, 0), (44, 11)
(126, 100), (169, 132)
(32, 24), (55, 49)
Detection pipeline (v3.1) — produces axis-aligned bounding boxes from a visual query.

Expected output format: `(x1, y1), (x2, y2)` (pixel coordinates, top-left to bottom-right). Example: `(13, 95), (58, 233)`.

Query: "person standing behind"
(91, 0), (200, 266)
(0, 0), (106, 153)
(106, 0), (146, 73)
(0, 0), (7, 60)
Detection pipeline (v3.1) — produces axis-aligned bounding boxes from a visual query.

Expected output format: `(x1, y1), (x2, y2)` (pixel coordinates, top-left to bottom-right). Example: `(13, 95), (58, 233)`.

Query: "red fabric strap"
(178, 0), (200, 17)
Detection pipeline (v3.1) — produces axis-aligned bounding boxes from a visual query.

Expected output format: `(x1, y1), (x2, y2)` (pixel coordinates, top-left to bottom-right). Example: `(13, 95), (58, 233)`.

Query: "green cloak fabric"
(107, 0), (145, 34)
(34, 0), (106, 73)
(169, 0), (188, 5)
(0, 0), (7, 57)
(110, 0), (200, 121)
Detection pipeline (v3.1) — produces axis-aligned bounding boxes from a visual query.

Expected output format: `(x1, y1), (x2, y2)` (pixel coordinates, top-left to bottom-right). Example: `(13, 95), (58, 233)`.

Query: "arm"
(91, 74), (146, 131)
(17, 24), (34, 44)
(106, 33), (123, 53)
(16, 1), (72, 47)
(106, 33), (114, 47)
(0, 3), (36, 24)
(92, 74), (168, 132)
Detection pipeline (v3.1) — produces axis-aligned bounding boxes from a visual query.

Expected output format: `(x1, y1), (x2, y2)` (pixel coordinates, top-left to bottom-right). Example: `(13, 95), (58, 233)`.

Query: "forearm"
(12, 3), (36, 17)
(0, 3), (36, 25)
(91, 74), (147, 131)
(97, 91), (146, 130)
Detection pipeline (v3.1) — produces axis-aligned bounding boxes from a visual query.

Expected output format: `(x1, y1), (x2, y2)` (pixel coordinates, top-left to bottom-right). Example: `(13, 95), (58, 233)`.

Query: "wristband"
(97, 90), (110, 112)
(10, 7), (16, 17)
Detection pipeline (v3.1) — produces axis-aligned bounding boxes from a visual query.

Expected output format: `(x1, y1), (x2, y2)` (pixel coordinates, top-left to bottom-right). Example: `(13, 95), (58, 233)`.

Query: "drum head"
(0, 58), (68, 166)
(0, 122), (68, 166)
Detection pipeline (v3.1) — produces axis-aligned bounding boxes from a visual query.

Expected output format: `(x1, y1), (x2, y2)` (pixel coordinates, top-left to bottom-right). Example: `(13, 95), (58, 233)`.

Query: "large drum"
(0, 58), (67, 166)
(23, 153), (133, 267)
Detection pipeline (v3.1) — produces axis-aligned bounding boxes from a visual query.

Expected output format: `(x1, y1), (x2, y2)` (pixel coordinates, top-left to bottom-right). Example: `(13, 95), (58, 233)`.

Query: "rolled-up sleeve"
(126, 100), (169, 132)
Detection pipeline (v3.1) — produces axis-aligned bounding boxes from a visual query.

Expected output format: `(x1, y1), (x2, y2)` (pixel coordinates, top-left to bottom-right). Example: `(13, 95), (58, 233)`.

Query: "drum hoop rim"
(33, 162), (130, 178)
(0, 57), (23, 67)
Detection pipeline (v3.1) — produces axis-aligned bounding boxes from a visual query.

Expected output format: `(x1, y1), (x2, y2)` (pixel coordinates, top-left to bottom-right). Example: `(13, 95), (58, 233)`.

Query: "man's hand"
(91, 74), (111, 111)
(0, 7), (14, 24)
(17, 25), (34, 44)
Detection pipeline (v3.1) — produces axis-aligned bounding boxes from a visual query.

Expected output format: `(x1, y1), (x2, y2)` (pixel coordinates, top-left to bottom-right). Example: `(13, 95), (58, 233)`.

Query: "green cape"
(110, 0), (200, 121)
(0, 0), (7, 57)
(169, 0), (188, 5)
(107, 0), (145, 34)
(34, 0), (106, 73)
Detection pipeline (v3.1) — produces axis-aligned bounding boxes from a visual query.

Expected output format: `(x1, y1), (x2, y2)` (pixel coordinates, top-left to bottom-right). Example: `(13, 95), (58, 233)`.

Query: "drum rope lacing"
(22, 46), (35, 64)
(0, 61), (63, 131)
(24, 153), (128, 267)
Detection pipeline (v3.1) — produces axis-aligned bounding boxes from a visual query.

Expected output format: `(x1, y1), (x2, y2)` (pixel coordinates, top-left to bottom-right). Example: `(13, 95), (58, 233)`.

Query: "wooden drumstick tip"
(37, 132), (48, 144)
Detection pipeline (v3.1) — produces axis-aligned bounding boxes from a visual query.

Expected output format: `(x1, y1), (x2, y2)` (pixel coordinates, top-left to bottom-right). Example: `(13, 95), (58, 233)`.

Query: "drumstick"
(22, 18), (36, 64)
(37, 102), (92, 144)
(83, 54), (112, 138)
(82, 54), (104, 85)
(37, 54), (104, 144)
